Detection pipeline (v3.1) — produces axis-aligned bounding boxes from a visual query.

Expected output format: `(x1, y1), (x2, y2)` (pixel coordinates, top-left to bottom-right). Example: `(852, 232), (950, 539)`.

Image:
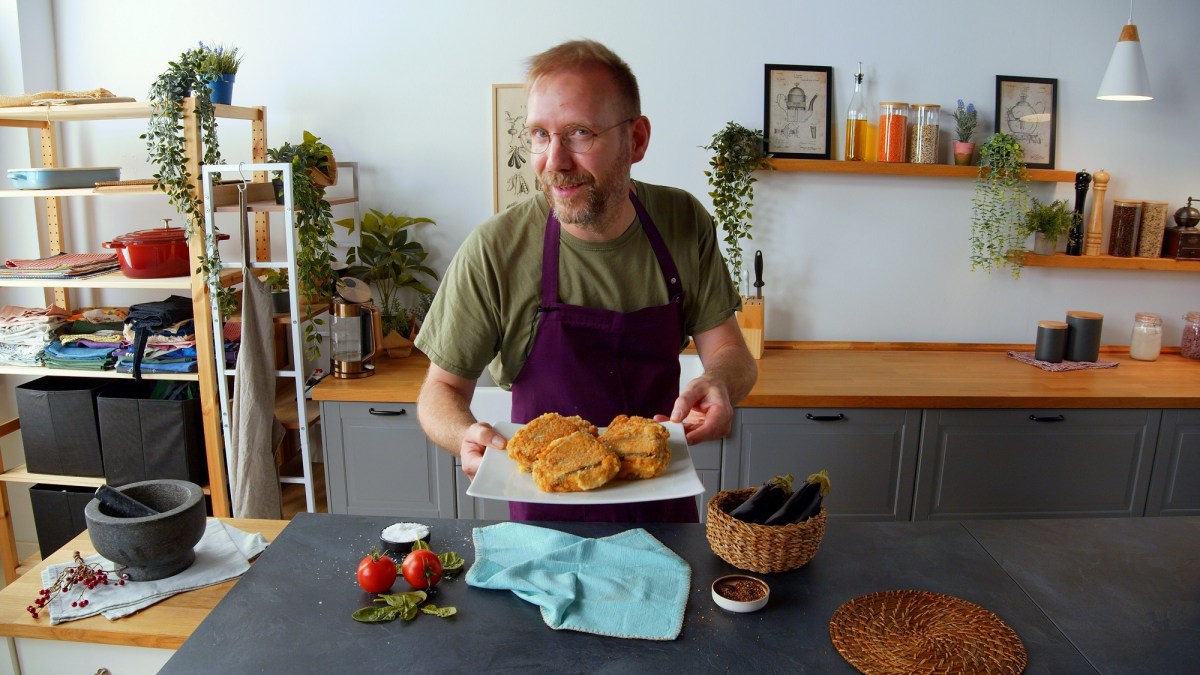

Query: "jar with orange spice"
(877, 102), (909, 163)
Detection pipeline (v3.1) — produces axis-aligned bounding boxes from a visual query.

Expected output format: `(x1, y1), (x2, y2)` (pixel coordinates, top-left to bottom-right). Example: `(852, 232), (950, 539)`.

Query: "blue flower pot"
(209, 74), (236, 105)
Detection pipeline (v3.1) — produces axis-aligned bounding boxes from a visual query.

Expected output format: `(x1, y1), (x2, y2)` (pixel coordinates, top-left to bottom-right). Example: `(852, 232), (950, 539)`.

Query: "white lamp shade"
(1097, 24), (1152, 101)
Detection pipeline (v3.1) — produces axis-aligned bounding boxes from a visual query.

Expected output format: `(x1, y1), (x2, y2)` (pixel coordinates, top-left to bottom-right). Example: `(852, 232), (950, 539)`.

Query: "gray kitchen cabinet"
(455, 458), (510, 520)
(1145, 409), (1200, 516)
(723, 408), (922, 521)
(320, 401), (456, 518)
(914, 409), (1161, 520)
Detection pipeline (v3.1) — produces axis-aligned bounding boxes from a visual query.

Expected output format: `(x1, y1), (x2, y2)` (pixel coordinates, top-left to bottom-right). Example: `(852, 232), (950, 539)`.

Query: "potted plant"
(199, 42), (242, 105)
(702, 121), (772, 289)
(266, 130), (337, 201)
(261, 268), (290, 314)
(970, 132), (1032, 278)
(335, 209), (439, 357)
(1019, 198), (1074, 256)
(264, 131), (340, 359)
(142, 44), (233, 315)
(951, 99), (978, 166)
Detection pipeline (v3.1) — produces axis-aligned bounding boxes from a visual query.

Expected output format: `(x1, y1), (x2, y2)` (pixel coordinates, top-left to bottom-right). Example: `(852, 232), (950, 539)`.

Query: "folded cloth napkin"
(1007, 350), (1119, 372)
(41, 519), (268, 624)
(466, 522), (690, 641)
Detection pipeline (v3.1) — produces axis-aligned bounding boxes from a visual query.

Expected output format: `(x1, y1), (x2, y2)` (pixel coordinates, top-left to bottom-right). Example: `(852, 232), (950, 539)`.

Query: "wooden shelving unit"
(1013, 251), (1200, 272)
(0, 98), (265, 582)
(767, 158), (1076, 183)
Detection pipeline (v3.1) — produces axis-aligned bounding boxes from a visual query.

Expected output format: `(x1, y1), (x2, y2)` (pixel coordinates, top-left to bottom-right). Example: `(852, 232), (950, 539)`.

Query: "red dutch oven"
(102, 226), (228, 279)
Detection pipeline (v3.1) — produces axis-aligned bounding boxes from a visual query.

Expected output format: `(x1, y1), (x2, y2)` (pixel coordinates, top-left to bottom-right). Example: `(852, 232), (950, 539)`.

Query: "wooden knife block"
(737, 296), (765, 359)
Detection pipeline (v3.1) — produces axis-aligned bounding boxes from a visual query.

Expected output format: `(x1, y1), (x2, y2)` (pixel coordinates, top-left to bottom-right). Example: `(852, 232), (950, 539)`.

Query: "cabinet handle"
(1028, 414), (1065, 422)
(805, 413), (846, 422)
(368, 408), (407, 416)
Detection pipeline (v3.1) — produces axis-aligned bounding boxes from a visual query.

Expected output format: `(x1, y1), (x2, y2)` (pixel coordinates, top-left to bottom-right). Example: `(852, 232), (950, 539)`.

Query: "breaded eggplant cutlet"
(600, 415), (671, 479)
(531, 431), (620, 492)
(507, 412), (598, 472)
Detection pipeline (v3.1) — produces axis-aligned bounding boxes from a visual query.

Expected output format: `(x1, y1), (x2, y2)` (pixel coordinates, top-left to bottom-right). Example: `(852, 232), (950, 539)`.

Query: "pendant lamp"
(1096, 1), (1152, 101)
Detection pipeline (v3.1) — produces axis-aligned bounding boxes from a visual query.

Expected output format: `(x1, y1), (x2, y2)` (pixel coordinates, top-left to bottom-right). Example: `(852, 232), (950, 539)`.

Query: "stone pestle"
(95, 484), (159, 518)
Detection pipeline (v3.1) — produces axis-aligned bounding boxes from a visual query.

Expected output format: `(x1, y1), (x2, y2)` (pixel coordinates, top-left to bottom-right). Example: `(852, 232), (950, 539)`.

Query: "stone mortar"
(84, 479), (206, 581)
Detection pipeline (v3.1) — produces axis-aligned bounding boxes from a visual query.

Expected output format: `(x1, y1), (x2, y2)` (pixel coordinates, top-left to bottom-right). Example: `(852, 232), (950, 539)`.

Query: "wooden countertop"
(0, 518), (286, 650)
(313, 345), (1200, 409)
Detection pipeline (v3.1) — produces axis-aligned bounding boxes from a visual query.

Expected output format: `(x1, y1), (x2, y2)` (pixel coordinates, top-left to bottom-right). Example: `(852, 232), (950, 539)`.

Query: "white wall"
(2, 0), (1200, 554)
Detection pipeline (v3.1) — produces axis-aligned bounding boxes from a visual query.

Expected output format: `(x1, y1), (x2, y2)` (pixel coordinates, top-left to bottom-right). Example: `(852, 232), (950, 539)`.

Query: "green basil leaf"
(438, 551), (464, 572)
(352, 605), (402, 623)
(400, 604), (419, 621)
(421, 604), (457, 618)
(377, 591), (425, 608)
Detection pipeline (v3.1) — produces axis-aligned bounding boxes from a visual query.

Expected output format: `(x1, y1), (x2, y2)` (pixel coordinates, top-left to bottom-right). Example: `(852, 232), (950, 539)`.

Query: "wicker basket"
(705, 488), (827, 574)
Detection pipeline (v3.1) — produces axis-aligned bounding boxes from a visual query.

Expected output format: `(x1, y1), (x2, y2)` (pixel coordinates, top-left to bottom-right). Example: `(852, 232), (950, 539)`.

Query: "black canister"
(1034, 320), (1068, 363)
(1065, 311), (1103, 362)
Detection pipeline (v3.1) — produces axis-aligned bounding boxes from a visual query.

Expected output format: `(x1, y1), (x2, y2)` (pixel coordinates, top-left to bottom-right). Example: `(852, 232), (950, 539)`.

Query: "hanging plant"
(141, 43), (234, 315)
(266, 132), (340, 360)
(970, 132), (1032, 278)
(702, 122), (772, 288)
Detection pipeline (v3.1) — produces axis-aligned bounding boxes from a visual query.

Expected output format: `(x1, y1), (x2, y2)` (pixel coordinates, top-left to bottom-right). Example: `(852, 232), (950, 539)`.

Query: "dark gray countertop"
(157, 512), (1152, 673)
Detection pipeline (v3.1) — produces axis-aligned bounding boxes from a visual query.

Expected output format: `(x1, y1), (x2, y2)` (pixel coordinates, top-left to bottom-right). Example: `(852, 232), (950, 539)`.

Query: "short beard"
(541, 153), (631, 232)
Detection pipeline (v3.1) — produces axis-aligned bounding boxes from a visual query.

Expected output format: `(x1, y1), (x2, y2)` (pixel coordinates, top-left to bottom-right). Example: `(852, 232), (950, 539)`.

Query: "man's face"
(527, 67), (632, 232)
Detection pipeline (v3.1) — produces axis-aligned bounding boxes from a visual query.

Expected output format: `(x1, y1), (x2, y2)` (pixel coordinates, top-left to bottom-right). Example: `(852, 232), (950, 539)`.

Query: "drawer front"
(724, 408), (921, 521)
(1145, 409), (1200, 516)
(915, 409), (1161, 520)
(321, 401), (456, 518)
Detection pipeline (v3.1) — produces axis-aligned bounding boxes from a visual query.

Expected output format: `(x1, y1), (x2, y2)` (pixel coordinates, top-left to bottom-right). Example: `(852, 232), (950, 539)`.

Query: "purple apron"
(508, 191), (698, 523)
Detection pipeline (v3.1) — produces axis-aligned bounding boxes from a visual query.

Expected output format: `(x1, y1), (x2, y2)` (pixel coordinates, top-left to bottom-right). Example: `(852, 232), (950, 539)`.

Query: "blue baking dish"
(7, 167), (121, 189)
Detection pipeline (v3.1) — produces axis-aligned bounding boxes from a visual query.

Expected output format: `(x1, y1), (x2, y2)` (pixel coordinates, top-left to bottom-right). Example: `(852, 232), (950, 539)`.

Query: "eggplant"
(763, 470), (830, 525)
(728, 474), (793, 524)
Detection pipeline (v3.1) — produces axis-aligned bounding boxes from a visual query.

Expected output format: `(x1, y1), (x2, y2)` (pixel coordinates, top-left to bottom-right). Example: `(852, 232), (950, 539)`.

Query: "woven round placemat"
(829, 590), (1027, 674)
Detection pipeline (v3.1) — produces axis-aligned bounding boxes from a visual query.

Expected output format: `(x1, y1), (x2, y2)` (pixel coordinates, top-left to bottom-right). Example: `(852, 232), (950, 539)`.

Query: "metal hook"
(237, 162), (250, 192)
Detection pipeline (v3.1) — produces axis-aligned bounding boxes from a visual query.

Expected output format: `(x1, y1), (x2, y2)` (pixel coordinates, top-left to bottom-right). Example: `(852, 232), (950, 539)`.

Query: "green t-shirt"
(415, 181), (739, 388)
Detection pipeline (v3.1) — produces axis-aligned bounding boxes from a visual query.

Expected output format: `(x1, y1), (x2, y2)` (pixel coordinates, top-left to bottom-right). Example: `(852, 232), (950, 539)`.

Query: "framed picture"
(995, 75), (1058, 169)
(764, 64), (833, 159)
(492, 83), (538, 212)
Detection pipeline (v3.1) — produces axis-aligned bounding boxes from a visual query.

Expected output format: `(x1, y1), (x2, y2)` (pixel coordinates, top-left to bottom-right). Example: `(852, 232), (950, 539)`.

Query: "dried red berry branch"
(26, 551), (128, 620)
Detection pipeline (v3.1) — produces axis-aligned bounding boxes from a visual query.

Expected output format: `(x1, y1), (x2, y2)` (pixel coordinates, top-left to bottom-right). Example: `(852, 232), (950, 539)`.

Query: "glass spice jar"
(908, 104), (940, 164)
(1108, 200), (1141, 257)
(876, 102), (909, 163)
(1128, 312), (1162, 361)
(1182, 311), (1200, 360)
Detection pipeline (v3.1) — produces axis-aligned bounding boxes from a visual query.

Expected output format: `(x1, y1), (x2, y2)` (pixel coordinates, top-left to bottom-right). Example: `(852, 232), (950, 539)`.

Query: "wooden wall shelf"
(767, 159), (1076, 183)
(1013, 251), (1200, 272)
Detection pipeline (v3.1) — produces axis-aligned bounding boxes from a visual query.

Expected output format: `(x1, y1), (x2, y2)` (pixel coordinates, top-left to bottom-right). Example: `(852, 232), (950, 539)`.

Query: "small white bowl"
(379, 522), (431, 557)
(711, 574), (770, 613)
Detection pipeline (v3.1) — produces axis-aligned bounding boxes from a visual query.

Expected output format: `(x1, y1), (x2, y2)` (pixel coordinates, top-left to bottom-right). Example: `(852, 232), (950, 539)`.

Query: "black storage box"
(98, 381), (208, 487)
(29, 483), (95, 558)
(15, 377), (106, 477)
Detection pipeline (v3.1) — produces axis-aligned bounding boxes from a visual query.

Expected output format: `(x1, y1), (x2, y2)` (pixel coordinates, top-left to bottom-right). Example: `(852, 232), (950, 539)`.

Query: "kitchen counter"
(312, 345), (1200, 408)
(0, 518), (285, 650)
(161, 512), (1200, 673)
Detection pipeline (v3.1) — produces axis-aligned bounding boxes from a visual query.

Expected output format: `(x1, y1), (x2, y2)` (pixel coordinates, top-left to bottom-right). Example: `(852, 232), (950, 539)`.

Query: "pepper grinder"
(1084, 169), (1111, 256)
(1066, 170), (1091, 256)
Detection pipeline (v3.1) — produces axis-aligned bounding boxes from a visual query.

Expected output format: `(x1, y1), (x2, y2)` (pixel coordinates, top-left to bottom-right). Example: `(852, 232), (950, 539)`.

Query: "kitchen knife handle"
(753, 250), (764, 289)
(1028, 414), (1065, 423)
(806, 413), (846, 422)
(368, 408), (407, 416)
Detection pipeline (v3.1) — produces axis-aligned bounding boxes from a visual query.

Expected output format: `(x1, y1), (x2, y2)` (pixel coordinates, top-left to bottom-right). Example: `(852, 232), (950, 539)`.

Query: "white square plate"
(465, 421), (704, 504)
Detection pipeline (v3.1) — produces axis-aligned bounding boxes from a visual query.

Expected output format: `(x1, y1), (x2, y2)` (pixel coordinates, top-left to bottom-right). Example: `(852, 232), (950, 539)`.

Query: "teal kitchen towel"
(467, 522), (690, 640)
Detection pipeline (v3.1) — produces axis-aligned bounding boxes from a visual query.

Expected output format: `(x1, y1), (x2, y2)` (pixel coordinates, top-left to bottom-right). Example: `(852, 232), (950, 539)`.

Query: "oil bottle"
(844, 62), (870, 161)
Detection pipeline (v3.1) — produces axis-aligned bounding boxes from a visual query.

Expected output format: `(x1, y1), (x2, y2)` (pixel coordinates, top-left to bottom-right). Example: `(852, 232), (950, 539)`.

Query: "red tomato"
(356, 551), (397, 594)
(401, 549), (444, 589)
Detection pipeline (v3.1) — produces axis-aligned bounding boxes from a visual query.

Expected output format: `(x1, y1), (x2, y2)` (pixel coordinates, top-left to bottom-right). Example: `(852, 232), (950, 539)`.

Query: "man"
(415, 39), (756, 522)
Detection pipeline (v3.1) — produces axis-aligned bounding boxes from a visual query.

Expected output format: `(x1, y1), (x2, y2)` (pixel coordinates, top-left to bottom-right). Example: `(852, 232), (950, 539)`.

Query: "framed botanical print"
(995, 75), (1058, 169)
(492, 83), (538, 212)
(764, 64), (833, 159)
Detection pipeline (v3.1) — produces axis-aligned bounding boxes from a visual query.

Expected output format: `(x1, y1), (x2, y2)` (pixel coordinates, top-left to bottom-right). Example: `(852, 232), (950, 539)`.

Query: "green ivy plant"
(336, 209), (439, 339)
(266, 132), (340, 360)
(142, 46), (230, 311)
(702, 122), (772, 288)
(970, 132), (1032, 278)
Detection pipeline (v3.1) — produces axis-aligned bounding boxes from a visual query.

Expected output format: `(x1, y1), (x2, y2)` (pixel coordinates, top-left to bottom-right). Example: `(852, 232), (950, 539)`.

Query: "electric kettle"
(330, 277), (383, 379)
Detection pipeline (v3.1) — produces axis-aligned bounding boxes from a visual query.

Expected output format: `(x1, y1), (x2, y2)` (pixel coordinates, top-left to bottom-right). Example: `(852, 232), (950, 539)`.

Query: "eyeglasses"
(528, 117), (637, 154)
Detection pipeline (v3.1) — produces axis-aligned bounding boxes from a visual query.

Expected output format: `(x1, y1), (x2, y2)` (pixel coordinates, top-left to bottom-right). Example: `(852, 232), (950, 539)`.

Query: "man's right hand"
(460, 422), (507, 479)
